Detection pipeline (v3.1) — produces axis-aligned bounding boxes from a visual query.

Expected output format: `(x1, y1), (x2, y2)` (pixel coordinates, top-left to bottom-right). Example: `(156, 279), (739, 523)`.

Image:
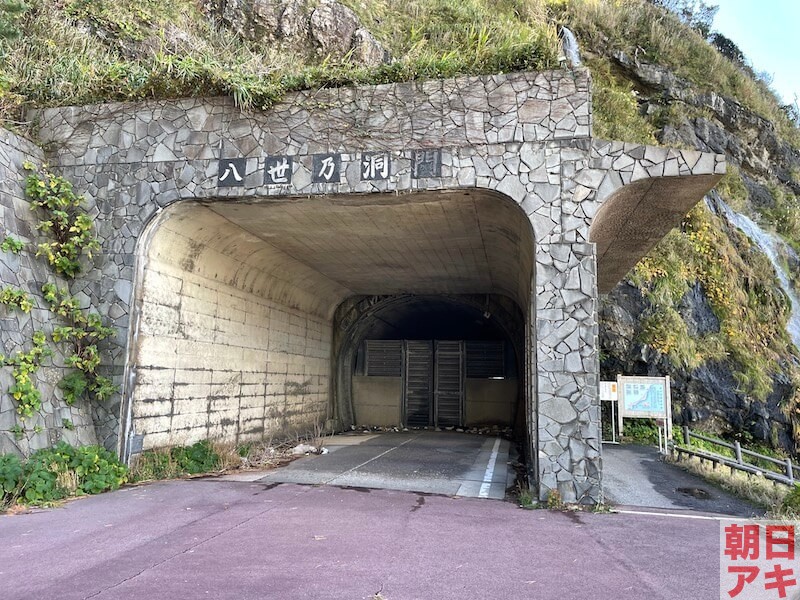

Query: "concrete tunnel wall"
(132, 203), (344, 449)
(352, 376), (519, 428)
(132, 191), (536, 450)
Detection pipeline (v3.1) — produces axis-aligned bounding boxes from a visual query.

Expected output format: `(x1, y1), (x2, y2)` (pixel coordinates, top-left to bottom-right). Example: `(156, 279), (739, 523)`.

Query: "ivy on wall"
(0, 332), (51, 418)
(43, 283), (116, 405)
(0, 163), (117, 427)
(23, 161), (100, 278)
(0, 286), (33, 312)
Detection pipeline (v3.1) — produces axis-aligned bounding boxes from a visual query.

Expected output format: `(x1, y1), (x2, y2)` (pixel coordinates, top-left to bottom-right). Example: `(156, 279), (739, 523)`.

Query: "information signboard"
(619, 376), (669, 419)
(615, 375), (672, 451)
(599, 381), (618, 402)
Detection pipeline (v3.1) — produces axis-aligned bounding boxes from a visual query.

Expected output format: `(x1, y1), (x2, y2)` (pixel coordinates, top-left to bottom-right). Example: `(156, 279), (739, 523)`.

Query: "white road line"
(615, 509), (745, 522)
(478, 438), (502, 498)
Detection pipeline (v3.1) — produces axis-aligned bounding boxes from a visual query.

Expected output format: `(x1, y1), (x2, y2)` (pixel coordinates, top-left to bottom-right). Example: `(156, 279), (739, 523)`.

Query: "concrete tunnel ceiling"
(590, 173), (722, 293)
(155, 189), (536, 313)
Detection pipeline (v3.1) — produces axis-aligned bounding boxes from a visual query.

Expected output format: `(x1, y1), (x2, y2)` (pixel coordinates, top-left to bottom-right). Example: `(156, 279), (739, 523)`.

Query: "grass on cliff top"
(550, 0), (800, 149)
(0, 0), (559, 123)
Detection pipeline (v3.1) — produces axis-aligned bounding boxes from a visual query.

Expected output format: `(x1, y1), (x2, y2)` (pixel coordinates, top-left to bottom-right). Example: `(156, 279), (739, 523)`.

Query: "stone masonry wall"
(0, 129), (99, 455)
(17, 68), (724, 502)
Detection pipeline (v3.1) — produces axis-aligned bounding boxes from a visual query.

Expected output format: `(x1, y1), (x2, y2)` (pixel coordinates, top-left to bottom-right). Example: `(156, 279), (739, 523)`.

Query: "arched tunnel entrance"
(333, 294), (525, 432)
(124, 188), (536, 476)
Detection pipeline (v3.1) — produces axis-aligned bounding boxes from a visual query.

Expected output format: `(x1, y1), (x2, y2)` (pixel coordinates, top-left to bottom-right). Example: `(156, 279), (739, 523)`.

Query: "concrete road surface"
(2, 479), (731, 600)
(248, 431), (513, 499)
(602, 443), (762, 517)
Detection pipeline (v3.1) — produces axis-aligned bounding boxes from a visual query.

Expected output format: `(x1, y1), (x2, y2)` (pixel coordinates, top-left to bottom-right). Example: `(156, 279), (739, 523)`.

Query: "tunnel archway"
(333, 294), (526, 433)
(122, 188), (536, 472)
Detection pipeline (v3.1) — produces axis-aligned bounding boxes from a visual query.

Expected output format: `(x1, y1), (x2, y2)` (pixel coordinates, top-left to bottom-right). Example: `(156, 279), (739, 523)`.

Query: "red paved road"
(1, 479), (722, 600)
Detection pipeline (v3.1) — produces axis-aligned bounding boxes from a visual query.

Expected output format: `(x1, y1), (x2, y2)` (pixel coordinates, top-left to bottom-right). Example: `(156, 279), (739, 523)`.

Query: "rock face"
(614, 50), (800, 192)
(204, 0), (390, 66)
(599, 53), (800, 453)
(600, 282), (794, 450)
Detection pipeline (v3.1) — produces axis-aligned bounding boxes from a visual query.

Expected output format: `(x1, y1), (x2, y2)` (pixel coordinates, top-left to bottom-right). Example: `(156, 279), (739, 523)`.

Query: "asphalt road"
(602, 443), (762, 517)
(1, 479), (728, 600)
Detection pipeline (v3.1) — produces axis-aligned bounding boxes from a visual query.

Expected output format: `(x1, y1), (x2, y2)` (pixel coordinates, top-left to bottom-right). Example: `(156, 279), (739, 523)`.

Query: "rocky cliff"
(562, 4), (800, 453)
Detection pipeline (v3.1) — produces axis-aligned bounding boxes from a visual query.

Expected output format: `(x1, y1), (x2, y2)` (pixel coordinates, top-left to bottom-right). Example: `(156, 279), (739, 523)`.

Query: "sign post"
(599, 380), (619, 443)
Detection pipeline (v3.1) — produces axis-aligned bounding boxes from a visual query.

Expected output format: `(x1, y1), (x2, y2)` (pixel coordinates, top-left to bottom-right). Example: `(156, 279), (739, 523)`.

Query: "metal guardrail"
(674, 426), (796, 487)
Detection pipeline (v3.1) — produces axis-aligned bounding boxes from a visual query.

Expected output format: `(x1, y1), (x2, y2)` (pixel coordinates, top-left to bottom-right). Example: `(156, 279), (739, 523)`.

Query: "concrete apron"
(224, 431), (513, 500)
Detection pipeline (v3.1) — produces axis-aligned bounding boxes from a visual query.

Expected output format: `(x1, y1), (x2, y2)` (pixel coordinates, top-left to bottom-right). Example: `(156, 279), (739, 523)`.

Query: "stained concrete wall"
(351, 376), (517, 428)
(132, 204), (335, 449)
(465, 379), (517, 426)
(352, 376), (402, 426)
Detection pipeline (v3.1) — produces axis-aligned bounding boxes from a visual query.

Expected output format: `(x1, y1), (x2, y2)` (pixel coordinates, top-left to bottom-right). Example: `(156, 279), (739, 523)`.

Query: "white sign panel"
(619, 376), (669, 419)
(600, 381), (618, 402)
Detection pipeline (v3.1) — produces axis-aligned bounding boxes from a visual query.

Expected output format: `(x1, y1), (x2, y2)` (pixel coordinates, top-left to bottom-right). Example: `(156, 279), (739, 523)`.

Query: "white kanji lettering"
(219, 162), (243, 182)
(362, 153), (389, 179)
(268, 157), (291, 183)
(318, 156), (336, 181)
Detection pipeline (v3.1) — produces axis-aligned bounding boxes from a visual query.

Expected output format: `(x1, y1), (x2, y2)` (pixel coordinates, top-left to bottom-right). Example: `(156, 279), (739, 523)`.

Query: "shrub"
(130, 439), (223, 481)
(586, 56), (657, 145)
(0, 454), (22, 504)
(18, 442), (127, 504)
(622, 418), (660, 445)
(171, 440), (220, 474)
(129, 449), (180, 482)
(546, 489), (564, 509)
(781, 484), (800, 515)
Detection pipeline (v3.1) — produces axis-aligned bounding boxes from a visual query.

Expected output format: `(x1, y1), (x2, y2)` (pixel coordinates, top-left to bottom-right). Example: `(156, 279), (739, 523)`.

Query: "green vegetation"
(633, 204), (793, 400)
(671, 452), (788, 510)
(675, 427), (790, 473)
(781, 484), (800, 515)
(0, 0), (27, 40)
(0, 164), (117, 423)
(517, 485), (537, 509)
(759, 183), (800, 251)
(0, 453), (22, 504)
(0, 330), (51, 418)
(546, 489), (564, 509)
(24, 162), (99, 278)
(130, 439), (221, 481)
(0, 286), (33, 312)
(585, 55), (656, 145)
(0, 442), (127, 507)
(550, 0), (800, 147)
(0, 0), (559, 122)
(621, 418), (660, 445)
(0, 234), (25, 253)
(43, 283), (117, 405)
(714, 166), (749, 212)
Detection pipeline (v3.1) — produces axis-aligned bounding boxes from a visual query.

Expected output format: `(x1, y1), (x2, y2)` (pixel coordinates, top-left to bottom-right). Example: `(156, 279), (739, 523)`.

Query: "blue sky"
(713, 0), (799, 105)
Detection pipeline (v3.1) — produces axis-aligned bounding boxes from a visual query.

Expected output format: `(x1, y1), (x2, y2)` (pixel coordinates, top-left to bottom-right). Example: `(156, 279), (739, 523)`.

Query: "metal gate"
(401, 340), (465, 427)
(434, 341), (464, 427)
(403, 341), (433, 426)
